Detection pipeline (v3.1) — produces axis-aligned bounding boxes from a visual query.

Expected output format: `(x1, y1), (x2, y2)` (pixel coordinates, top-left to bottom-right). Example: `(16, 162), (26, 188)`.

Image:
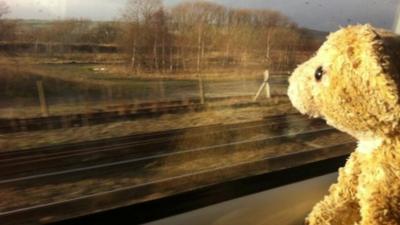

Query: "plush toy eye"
(315, 66), (324, 82)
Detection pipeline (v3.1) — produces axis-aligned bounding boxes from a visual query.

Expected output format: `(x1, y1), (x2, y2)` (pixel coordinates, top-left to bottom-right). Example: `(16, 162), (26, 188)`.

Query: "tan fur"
(288, 24), (400, 225)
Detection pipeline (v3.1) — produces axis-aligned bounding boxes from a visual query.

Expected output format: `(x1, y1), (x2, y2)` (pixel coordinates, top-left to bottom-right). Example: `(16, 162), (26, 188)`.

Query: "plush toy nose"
(287, 67), (321, 118)
(287, 72), (308, 115)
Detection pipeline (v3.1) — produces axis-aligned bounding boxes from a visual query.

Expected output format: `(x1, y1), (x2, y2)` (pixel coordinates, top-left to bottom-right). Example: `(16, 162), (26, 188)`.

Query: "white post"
(394, 3), (400, 34)
(264, 70), (271, 98)
(253, 70), (271, 101)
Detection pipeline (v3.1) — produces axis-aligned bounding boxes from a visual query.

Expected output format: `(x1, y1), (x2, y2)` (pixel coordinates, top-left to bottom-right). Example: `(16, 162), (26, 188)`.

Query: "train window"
(0, 0), (397, 224)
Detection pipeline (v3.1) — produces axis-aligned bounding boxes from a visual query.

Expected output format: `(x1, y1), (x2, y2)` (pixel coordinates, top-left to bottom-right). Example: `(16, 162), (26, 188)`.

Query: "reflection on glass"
(0, 0), (397, 224)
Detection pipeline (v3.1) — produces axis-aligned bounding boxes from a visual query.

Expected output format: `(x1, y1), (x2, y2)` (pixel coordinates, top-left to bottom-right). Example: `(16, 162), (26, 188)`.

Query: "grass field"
(0, 57), (289, 118)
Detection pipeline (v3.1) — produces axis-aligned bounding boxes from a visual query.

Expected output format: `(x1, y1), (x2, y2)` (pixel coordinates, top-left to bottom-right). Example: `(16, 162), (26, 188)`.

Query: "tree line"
(0, 0), (324, 73)
(119, 0), (324, 73)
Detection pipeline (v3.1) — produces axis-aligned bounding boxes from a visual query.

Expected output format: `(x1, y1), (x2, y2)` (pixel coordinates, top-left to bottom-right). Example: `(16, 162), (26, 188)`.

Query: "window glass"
(0, 0), (398, 223)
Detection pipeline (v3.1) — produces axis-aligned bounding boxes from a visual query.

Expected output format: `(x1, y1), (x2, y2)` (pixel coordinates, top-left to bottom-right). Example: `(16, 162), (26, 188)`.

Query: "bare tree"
(117, 0), (316, 74)
(123, 0), (162, 22)
(121, 0), (163, 72)
(0, 1), (16, 42)
(171, 1), (226, 72)
(0, 1), (9, 19)
(150, 8), (170, 72)
(88, 22), (120, 44)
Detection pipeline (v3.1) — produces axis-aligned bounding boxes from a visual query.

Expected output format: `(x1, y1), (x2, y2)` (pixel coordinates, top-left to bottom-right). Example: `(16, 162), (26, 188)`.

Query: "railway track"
(0, 95), (256, 134)
(0, 114), (356, 225)
(0, 113), (304, 157)
(0, 113), (322, 179)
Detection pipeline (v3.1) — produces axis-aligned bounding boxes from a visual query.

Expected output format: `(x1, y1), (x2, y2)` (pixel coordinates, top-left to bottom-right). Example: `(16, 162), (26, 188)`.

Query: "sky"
(3, 0), (400, 32)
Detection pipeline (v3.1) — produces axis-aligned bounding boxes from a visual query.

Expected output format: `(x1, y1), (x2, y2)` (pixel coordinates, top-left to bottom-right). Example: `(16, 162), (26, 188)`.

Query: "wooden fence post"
(198, 76), (205, 104)
(158, 80), (165, 99)
(36, 80), (49, 117)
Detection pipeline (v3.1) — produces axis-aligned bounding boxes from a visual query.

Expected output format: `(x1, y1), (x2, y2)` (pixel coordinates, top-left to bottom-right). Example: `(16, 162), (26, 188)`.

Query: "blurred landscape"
(0, 0), (332, 151)
(0, 0), (327, 118)
(0, 2), (358, 224)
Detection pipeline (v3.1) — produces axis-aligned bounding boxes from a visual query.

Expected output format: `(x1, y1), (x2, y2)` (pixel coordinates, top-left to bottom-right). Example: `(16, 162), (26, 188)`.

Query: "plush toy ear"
(322, 25), (400, 103)
(377, 29), (400, 82)
(312, 25), (400, 137)
(361, 26), (400, 104)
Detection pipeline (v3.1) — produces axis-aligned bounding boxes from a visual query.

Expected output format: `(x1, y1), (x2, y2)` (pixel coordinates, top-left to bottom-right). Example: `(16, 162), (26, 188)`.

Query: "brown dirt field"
(0, 101), (296, 151)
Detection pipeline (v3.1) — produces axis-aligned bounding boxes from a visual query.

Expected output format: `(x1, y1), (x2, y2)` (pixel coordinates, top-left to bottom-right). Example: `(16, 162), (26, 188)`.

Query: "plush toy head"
(288, 25), (400, 141)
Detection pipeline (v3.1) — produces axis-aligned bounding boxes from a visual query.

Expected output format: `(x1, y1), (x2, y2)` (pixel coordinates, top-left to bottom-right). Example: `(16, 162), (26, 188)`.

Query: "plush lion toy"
(288, 24), (400, 225)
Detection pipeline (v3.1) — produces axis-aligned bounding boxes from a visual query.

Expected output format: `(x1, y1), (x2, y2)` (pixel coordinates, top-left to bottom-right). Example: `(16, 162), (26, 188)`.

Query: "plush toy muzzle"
(288, 60), (323, 118)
